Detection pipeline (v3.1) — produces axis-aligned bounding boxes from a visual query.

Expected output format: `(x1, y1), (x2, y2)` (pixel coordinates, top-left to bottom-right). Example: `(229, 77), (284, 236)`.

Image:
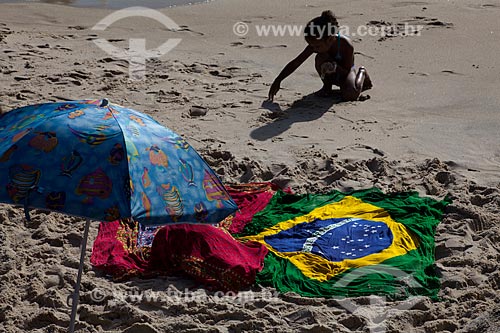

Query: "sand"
(0, 0), (499, 332)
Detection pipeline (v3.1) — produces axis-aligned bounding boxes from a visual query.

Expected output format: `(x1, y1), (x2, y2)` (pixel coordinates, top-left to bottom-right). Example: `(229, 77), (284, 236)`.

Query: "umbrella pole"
(69, 218), (91, 333)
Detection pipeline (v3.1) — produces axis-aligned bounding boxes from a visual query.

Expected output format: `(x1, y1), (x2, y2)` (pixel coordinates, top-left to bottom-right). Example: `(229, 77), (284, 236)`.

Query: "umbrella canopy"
(0, 99), (237, 225)
(0, 99), (238, 332)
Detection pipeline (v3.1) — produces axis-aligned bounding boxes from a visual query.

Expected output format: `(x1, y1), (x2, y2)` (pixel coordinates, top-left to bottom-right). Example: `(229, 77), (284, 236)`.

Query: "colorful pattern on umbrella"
(0, 100), (237, 225)
(240, 188), (450, 299)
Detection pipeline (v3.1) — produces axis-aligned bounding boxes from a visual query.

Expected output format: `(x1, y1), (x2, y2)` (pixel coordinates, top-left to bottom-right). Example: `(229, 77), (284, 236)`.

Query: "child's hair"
(304, 10), (339, 40)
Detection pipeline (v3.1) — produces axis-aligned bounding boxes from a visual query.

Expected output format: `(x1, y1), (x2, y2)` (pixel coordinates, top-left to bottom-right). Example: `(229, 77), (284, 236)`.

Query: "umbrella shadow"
(251, 91), (342, 141)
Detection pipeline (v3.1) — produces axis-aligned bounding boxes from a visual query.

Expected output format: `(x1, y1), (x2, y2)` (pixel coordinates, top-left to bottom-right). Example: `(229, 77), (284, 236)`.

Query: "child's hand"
(320, 62), (337, 80)
(268, 80), (281, 101)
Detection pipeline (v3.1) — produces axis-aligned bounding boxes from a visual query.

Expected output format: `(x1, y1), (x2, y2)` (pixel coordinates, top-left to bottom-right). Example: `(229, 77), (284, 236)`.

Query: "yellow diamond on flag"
(242, 196), (418, 282)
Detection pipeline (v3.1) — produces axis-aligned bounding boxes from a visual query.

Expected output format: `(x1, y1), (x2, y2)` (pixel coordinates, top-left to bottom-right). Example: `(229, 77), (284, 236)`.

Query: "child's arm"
(268, 46), (314, 101)
(335, 39), (355, 80)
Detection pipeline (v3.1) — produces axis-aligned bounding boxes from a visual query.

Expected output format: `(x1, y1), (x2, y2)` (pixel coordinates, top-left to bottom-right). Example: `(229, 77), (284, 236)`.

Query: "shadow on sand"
(250, 92), (342, 141)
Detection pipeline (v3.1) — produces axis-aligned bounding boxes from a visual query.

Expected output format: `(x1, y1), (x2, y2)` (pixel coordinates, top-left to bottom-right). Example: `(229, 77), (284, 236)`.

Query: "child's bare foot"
(362, 79), (372, 91)
(358, 67), (373, 91)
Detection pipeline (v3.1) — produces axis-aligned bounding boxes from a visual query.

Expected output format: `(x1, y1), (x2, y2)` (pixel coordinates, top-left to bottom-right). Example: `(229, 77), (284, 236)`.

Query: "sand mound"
(1, 153), (498, 332)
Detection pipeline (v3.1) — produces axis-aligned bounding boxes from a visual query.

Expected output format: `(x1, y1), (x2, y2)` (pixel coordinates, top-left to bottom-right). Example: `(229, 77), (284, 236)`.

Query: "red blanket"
(90, 183), (279, 286)
(149, 225), (268, 291)
(222, 182), (281, 234)
(89, 218), (149, 278)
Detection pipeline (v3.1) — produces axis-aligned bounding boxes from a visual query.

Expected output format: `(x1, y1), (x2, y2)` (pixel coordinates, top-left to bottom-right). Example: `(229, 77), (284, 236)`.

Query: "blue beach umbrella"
(0, 99), (237, 331)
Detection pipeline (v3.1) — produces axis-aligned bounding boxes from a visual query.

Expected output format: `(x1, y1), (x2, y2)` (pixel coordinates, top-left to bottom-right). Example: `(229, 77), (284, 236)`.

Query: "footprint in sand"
(68, 25), (86, 30)
(61, 34), (78, 40)
(440, 70), (465, 76)
(99, 57), (129, 68)
(468, 3), (500, 10)
(182, 62), (208, 74)
(103, 69), (125, 77)
(245, 44), (287, 49)
(209, 70), (232, 78)
(405, 17), (453, 28)
(385, 122), (409, 132)
(0, 24), (12, 43)
(67, 70), (91, 80)
(45, 74), (82, 86)
(391, 1), (429, 7)
(155, 89), (184, 104)
(222, 100), (253, 108)
(86, 33), (99, 41)
(370, 17), (452, 42)
(338, 144), (385, 157)
(2, 68), (17, 75)
(54, 45), (73, 51)
(251, 15), (275, 20)
(257, 111), (285, 123)
(231, 42), (286, 49)
(172, 61), (233, 78)
(175, 25), (205, 36)
(409, 71), (430, 76)
(46, 76), (60, 84)
(19, 50), (45, 57)
(13, 76), (31, 81)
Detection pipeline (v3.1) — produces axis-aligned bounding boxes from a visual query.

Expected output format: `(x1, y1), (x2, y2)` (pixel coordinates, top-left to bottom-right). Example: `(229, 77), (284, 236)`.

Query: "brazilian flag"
(239, 188), (450, 300)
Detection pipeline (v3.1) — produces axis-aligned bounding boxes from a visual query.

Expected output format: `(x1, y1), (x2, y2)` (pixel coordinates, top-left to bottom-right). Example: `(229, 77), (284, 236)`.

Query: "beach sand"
(0, 0), (499, 332)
